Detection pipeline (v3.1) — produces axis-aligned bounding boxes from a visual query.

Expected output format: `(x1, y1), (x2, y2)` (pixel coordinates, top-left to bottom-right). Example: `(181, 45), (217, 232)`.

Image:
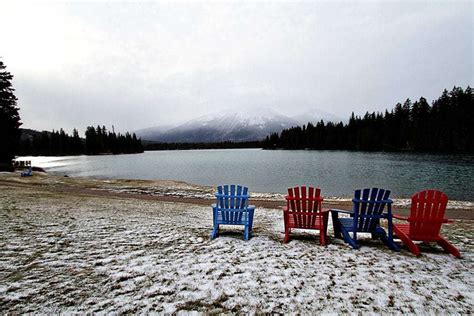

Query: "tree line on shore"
(18, 126), (144, 156)
(263, 86), (473, 153)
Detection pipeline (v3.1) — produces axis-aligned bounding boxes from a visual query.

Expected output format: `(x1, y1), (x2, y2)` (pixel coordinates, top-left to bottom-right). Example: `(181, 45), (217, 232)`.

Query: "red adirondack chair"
(393, 189), (461, 258)
(283, 186), (329, 245)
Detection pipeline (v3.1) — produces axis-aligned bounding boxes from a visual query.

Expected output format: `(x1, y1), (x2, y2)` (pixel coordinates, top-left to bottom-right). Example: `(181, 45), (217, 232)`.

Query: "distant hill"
(19, 128), (50, 141)
(136, 107), (340, 143)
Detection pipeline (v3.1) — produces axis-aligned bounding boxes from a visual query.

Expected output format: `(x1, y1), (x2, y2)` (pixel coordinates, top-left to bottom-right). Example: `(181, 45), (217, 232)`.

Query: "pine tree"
(0, 60), (22, 170)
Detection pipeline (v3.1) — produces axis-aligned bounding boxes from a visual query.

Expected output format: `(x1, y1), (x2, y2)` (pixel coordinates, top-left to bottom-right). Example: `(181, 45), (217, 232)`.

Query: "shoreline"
(1, 171), (472, 219)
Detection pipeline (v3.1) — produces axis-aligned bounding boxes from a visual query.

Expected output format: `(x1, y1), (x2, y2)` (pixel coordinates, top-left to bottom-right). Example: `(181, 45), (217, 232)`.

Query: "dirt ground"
(0, 172), (472, 219)
(0, 173), (472, 313)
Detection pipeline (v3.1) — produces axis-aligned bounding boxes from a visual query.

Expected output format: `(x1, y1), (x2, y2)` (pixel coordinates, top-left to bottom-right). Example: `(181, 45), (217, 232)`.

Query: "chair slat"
(295, 187), (302, 227)
(236, 185), (242, 222)
(218, 185), (224, 208)
(223, 185), (229, 222)
(242, 187), (248, 208)
(355, 189), (367, 231)
(230, 184), (236, 222)
(287, 188), (296, 226)
(315, 187), (322, 227)
(301, 186), (307, 226)
(308, 186), (315, 227)
(361, 188), (378, 231)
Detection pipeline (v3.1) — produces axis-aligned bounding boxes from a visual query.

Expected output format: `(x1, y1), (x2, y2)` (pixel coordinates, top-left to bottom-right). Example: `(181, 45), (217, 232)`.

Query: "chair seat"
(393, 223), (410, 234)
(339, 218), (355, 231)
(393, 223), (442, 242)
(339, 217), (384, 233)
(215, 211), (250, 224)
(286, 213), (325, 229)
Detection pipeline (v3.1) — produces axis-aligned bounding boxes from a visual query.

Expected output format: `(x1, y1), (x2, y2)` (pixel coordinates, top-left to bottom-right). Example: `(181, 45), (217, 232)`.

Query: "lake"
(20, 149), (474, 200)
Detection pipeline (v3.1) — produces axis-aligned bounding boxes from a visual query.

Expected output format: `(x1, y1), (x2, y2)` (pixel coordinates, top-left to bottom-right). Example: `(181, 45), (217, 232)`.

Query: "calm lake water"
(21, 149), (474, 200)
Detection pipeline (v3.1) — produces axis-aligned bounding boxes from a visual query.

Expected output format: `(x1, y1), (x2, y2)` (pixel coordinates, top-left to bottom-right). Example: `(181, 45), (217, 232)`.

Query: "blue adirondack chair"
(21, 167), (32, 177)
(331, 188), (399, 251)
(211, 184), (255, 241)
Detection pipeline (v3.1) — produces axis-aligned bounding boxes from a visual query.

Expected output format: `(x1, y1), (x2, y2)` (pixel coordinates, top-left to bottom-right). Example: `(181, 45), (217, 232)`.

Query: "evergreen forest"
(18, 126), (144, 156)
(263, 86), (473, 153)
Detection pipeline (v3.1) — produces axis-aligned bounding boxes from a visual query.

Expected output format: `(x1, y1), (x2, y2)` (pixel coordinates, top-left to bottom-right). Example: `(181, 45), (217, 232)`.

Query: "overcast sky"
(1, 1), (472, 134)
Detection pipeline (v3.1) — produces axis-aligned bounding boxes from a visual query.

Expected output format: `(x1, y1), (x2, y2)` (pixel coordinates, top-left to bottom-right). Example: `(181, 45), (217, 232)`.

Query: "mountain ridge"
(136, 108), (342, 143)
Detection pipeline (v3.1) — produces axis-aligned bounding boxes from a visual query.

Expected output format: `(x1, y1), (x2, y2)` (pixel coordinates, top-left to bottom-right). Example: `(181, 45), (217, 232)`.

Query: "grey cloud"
(1, 1), (472, 134)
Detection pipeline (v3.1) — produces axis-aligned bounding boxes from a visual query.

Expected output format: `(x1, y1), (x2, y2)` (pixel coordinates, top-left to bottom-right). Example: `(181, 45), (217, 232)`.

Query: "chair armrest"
(248, 206), (255, 219)
(211, 203), (217, 208)
(283, 206), (288, 212)
(321, 208), (330, 213)
(330, 209), (353, 214)
(393, 214), (408, 221)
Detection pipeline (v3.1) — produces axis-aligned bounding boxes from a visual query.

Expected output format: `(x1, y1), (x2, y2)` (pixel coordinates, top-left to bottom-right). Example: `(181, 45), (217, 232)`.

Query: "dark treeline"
(263, 86), (473, 153)
(18, 125), (143, 156)
(145, 141), (262, 151)
(85, 126), (143, 155)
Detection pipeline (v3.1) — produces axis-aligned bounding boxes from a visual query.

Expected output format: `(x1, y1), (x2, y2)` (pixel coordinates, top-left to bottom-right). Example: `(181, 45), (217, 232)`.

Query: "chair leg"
(319, 215), (328, 246)
(386, 237), (400, 252)
(437, 236), (462, 258)
(340, 227), (358, 249)
(322, 213), (329, 246)
(331, 212), (342, 239)
(319, 228), (327, 246)
(210, 225), (219, 240)
(244, 225), (250, 241)
(284, 227), (290, 243)
(375, 227), (399, 252)
(393, 225), (420, 256)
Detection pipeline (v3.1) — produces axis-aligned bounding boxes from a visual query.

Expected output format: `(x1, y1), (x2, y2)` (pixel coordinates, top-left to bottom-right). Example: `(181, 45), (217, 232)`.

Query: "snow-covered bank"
(94, 182), (474, 210)
(1, 171), (474, 211)
(0, 184), (472, 313)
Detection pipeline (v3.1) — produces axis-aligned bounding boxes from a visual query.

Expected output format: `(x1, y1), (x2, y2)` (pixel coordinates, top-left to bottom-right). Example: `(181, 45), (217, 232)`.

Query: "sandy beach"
(0, 172), (472, 313)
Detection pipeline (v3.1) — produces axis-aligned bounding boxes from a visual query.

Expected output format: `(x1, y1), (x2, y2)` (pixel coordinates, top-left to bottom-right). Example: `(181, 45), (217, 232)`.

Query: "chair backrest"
(408, 189), (448, 239)
(352, 188), (391, 232)
(286, 186), (323, 228)
(216, 184), (249, 210)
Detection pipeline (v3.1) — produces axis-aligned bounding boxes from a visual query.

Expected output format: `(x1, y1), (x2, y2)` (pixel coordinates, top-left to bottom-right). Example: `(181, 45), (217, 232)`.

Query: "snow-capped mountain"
(292, 108), (344, 125)
(136, 108), (298, 143)
(136, 107), (342, 143)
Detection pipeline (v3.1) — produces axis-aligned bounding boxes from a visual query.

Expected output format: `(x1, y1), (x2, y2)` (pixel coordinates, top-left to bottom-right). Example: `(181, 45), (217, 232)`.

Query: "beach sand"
(0, 172), (472, 313)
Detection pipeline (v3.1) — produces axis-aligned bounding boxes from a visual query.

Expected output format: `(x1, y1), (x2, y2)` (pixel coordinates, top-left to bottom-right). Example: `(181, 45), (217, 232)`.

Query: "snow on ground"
(0, 186), (472, 313)
(96, 184), (474, 210)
